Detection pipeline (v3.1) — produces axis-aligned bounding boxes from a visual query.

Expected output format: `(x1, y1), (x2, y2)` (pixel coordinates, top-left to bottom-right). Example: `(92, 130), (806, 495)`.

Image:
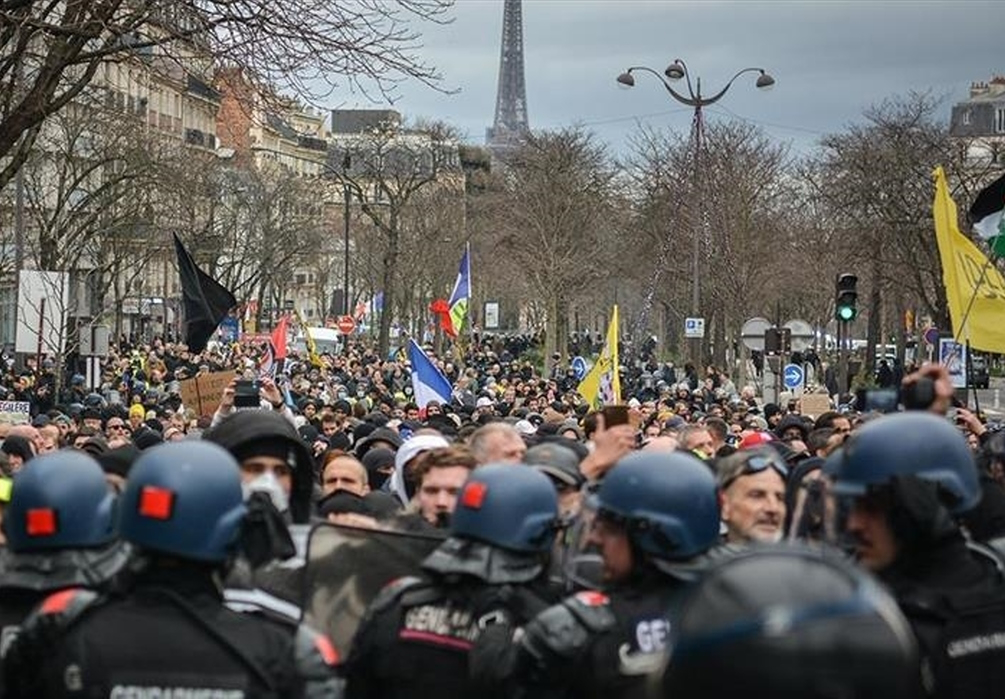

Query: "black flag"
(173, 233), (236, 352)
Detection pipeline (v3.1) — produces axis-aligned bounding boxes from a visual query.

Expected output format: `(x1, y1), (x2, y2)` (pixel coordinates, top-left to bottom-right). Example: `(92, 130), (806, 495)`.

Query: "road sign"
(684, 317), (705, 339)
(336, 315), (356, 335)
(783, 319), (815, 352)
(484, 302), (500, 329)
(783, 363), (804, 389)
(571, 356), (588, 381)
(923, 326), (939, 346)
(740, 317), (772, 351)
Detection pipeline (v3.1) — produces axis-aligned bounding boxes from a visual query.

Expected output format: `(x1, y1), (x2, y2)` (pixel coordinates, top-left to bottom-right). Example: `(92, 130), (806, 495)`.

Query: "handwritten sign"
(799, 393), (832, 419)
(179, 371), (235, 417)
(0, 401), (30, 424)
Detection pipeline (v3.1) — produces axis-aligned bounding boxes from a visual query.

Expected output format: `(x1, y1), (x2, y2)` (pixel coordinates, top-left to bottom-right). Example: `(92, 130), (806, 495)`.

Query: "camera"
(234, 380), (262, 408)
(856, 376), (937, 415)
(856, 388), (899, 414)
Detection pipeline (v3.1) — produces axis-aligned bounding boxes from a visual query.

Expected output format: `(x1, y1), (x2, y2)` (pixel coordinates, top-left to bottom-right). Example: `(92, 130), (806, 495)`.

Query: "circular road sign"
(740, 317), (772, 351)
(337, 315), (356, 335)
(783, 363), (804, 389)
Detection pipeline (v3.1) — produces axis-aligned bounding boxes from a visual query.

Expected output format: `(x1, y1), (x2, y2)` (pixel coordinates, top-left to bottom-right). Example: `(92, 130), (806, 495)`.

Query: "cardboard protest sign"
(799, 393), (832, 419)
(179, 371), (236, 417)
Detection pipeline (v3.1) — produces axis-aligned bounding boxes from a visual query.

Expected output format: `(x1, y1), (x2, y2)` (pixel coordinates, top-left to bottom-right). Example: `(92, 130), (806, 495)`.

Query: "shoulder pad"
(519, 592), (614, 664)
(564, 591), (616, 633)
(37, 588), (98, 623)
(370, 576), (425, 614)
(294, 625), (345, 698)
(295, 623), (341, 668)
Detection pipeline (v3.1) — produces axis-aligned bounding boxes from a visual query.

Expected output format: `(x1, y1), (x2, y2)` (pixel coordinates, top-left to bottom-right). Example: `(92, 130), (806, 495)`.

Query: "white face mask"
(242, 470), (289, 513)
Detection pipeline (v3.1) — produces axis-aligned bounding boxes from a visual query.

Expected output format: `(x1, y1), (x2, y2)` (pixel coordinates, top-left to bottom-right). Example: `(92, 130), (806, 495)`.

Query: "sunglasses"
(721, 453), (788, 490)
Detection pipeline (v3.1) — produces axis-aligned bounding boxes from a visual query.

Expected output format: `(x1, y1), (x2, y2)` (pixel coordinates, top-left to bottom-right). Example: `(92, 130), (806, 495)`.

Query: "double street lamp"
(617, 59), (774, 358)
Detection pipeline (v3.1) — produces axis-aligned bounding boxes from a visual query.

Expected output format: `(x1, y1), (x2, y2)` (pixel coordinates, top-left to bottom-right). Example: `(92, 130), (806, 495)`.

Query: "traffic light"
(835, 273), (858, 322)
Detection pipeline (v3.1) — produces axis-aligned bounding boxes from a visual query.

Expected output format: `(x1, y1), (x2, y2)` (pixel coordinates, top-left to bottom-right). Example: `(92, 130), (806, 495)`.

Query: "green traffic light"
(837, 306), (856, 321)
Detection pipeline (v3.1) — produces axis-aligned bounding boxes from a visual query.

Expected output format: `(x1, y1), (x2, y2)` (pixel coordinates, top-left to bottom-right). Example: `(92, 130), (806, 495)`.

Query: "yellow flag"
(577, 306), (621, 409)
(933, 167), (1005, 353)
(293, 309), (323, 367)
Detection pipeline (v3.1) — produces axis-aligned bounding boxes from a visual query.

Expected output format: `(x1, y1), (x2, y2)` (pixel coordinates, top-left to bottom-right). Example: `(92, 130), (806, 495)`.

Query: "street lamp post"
(617, 59), (774, 362)
(342, 153), (351, 319)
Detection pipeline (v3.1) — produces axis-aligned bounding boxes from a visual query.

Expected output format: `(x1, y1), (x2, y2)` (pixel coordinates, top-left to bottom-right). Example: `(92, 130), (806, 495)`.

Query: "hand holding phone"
(234, 379), (262, 408)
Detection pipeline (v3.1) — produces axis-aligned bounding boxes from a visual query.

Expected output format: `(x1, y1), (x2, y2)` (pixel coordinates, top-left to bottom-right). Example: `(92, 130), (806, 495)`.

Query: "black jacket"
(4, 564), (338, 699)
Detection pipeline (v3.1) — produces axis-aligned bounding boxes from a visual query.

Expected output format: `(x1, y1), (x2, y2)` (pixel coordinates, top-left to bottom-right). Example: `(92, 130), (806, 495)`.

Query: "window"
(963, 109), (972, 126)
(295, 273), (307, 286)
(997, 108), (1005, 134)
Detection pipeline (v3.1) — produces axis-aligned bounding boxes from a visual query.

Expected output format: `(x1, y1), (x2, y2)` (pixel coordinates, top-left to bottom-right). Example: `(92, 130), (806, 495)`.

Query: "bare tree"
(0, 0), (453, 190)
(489, 128), (621, 368)
(330, 120), (462, 356)
(805, 92), (976, 373)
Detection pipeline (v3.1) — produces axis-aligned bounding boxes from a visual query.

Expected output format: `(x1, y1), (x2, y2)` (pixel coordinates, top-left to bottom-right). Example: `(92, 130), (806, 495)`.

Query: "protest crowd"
(0, 324), (1003, 699)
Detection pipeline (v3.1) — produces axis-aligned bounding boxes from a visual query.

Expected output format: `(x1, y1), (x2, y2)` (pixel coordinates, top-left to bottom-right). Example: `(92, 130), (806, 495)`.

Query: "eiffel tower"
(486, 0), (529, 152)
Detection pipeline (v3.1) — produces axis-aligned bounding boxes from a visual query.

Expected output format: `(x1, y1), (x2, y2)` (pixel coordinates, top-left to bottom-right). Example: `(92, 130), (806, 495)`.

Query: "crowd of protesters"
(1, 332), (1005, 698)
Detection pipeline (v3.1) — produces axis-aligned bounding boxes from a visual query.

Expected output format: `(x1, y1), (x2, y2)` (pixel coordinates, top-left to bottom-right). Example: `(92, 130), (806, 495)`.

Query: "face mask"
(242, 471), (289, 513)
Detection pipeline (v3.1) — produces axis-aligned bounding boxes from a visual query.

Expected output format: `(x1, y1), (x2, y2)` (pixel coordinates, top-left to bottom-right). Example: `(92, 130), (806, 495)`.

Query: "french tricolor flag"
(407, 339), (452, 409)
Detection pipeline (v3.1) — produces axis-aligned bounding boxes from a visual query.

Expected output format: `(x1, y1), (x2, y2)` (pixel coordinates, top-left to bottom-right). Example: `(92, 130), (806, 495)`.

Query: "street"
(968, 376), (1005, 421)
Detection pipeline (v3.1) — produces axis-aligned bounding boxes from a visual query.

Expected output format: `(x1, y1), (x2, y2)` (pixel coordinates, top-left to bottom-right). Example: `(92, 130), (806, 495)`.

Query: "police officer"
(0, 450), (127, 689)
(344, 464), (562, 699)
(663, 546), (920, 699)
(825, 410), (1005, 698)
(513, 450), (721, 699)
(3, 441), (340, 698)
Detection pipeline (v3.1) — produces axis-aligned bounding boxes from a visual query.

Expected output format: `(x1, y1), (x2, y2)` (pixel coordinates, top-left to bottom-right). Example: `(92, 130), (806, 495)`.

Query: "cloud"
(328, 0), (1005, 154)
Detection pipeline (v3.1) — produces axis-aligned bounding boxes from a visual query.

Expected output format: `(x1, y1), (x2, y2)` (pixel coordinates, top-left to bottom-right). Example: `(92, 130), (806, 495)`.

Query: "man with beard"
(716, 447), (787, 544)
(825, 406), (1005, 699)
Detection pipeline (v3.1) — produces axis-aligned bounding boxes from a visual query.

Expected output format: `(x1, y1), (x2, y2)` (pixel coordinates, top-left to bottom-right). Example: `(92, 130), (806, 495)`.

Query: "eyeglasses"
(720, 452), (788, 490)
(107, 424), (126, 431)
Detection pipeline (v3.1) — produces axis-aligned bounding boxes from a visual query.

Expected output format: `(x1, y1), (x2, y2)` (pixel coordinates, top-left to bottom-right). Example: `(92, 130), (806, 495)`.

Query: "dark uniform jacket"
(3, 566), (339, 699)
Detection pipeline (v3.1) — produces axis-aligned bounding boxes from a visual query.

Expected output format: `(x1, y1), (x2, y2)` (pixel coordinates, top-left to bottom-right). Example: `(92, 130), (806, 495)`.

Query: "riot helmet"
(118, 441), (245, 563)
(4, 450), (117, 552)
(824, 411), (979, 514)
(449, 464), (559, 553)
(663, 547), (918, 699)
(593, 451), (720, 566)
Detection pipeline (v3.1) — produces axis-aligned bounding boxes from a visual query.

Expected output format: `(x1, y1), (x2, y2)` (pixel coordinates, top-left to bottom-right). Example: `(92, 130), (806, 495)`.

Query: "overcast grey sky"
(331, 0), (1005, 157)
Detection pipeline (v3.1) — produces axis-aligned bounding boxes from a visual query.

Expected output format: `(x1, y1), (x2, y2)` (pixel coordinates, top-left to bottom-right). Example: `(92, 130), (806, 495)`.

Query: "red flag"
(271, 315), (289, 360)
(430, 299), (454, 337)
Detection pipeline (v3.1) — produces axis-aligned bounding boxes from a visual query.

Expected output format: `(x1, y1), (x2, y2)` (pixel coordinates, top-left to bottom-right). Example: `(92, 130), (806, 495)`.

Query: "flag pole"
(466, 241), (475, 345)
(951, 253), (996, 347)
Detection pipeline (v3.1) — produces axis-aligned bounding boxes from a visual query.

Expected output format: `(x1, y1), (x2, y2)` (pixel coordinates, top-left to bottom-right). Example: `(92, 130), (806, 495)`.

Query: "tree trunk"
(865, 255), (882, 378)
(544, 292), (559, 376)
(378, 213), (399, 358)
(712, 302), (727, 370)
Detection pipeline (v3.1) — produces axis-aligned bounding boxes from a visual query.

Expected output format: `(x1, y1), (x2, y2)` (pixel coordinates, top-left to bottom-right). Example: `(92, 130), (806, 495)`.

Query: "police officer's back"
(826, 410), (1005, 698)
(4, 441), (339, 698)
(344, 464), (562, 699)
(515, 450), (721, 699)
(0, 451), (127, 683)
